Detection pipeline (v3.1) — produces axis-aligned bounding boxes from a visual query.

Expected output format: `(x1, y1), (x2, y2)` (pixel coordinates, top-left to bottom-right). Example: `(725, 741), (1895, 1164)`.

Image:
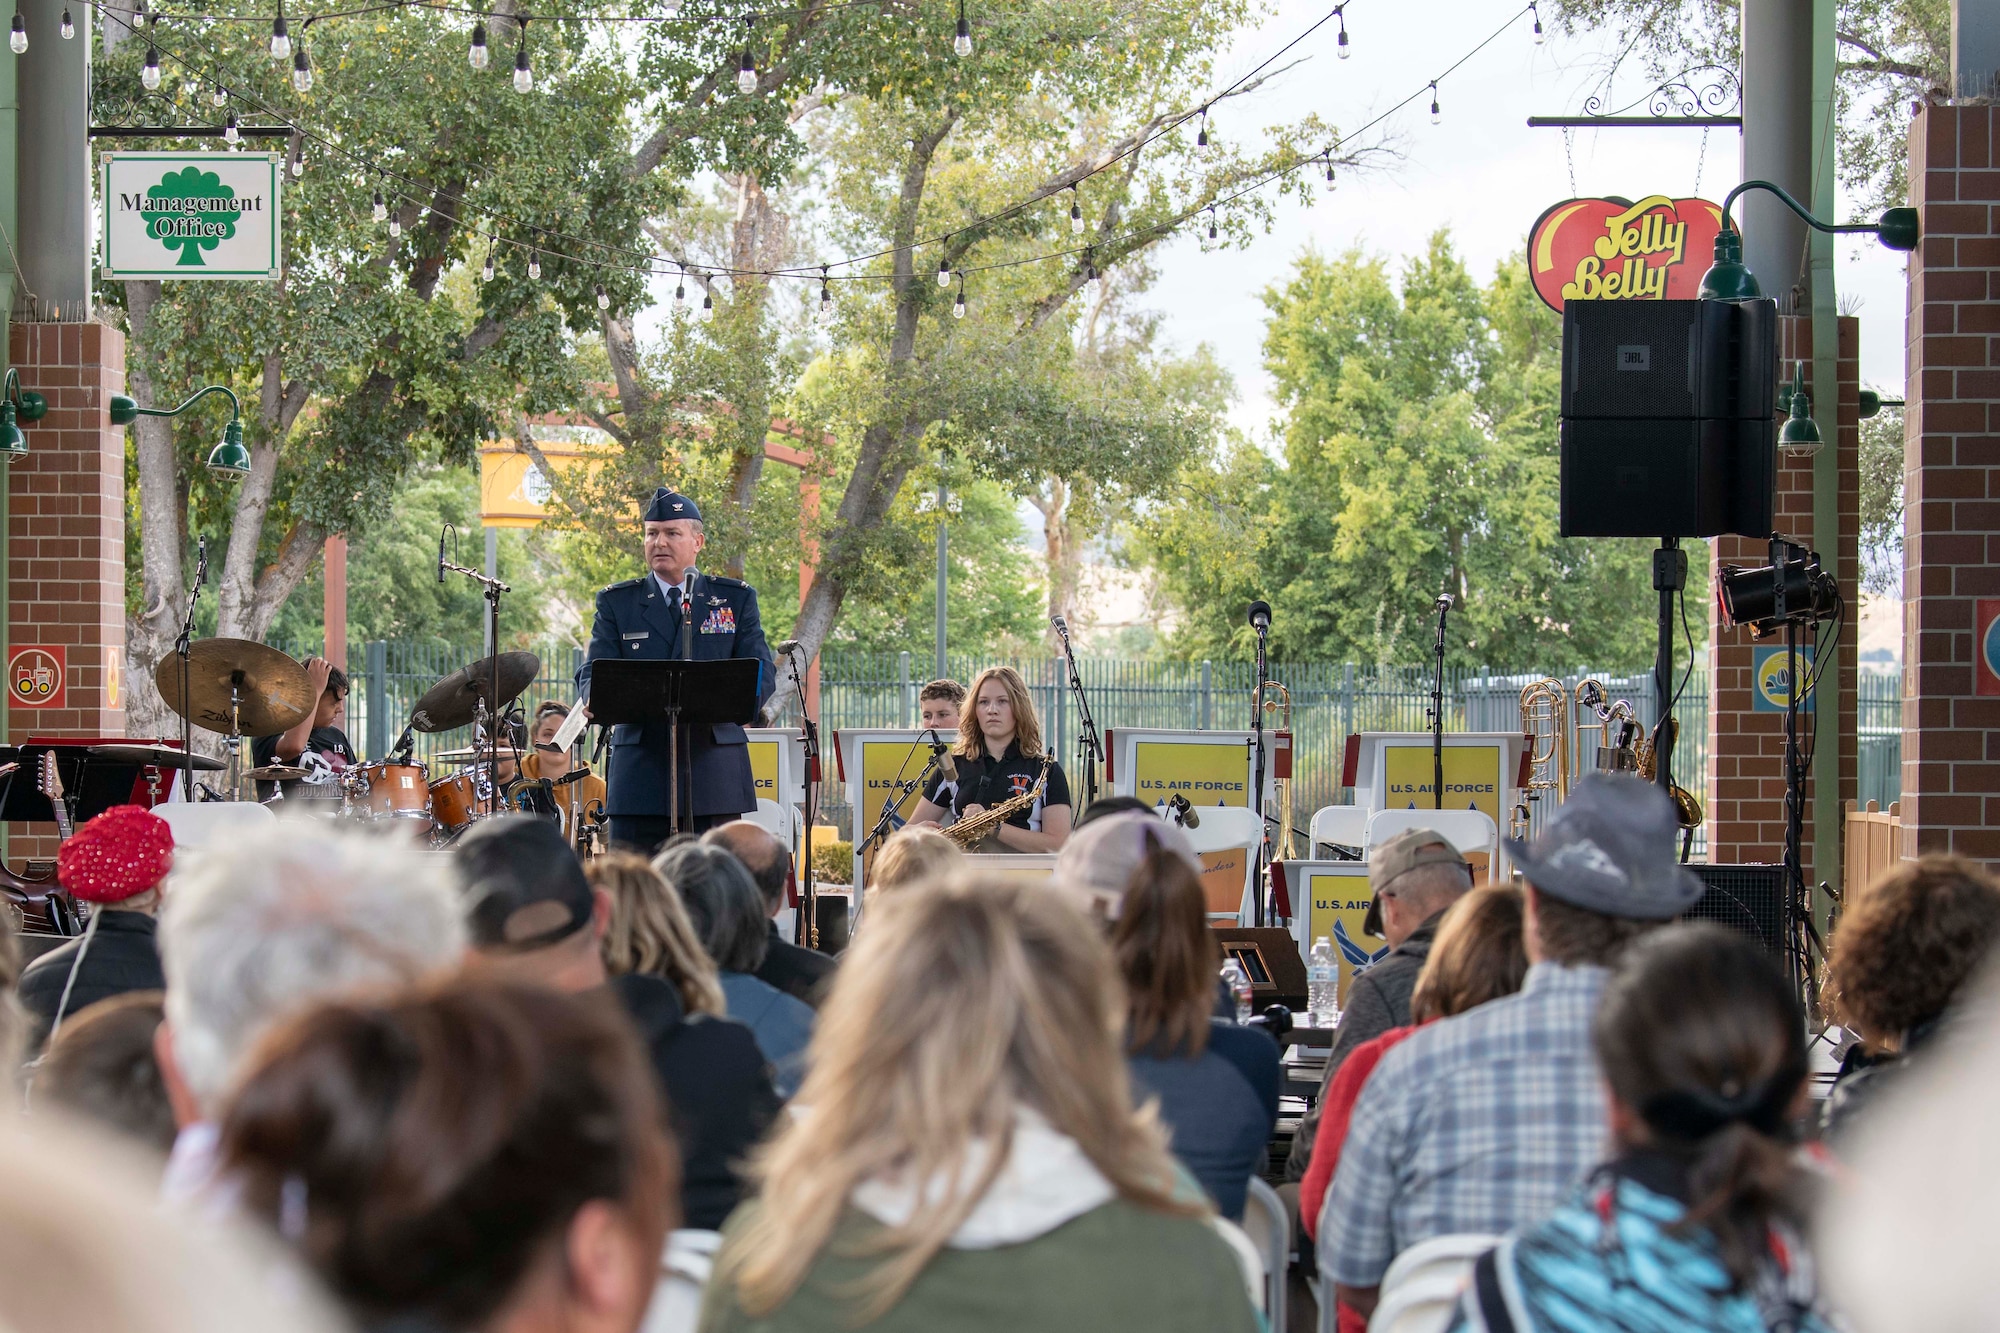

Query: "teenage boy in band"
(917, 678), (967, 810)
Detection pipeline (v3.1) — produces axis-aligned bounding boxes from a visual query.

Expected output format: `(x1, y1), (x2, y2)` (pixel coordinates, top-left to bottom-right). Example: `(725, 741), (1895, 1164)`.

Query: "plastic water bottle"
(1220, 958), (1253, 1025)
(1308, 936), (1340, 1029)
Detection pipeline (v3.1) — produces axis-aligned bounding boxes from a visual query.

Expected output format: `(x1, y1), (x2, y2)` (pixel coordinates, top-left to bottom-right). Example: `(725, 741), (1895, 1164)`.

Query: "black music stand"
(588, 658), (763, 834)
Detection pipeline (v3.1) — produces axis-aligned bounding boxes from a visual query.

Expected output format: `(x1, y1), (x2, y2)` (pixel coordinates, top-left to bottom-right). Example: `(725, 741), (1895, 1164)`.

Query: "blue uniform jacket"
(577, 570), (775, 819)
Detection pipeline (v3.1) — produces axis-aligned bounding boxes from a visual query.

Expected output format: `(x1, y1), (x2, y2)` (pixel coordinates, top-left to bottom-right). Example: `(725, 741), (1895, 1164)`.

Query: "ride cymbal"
(153, 639), (314, 737)
(408, 652), (541, 733)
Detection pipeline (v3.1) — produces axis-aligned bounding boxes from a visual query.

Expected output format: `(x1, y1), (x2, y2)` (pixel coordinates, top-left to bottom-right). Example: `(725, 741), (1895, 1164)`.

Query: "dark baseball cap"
(455, 816), (595, 951)
(1503, 773), (1703, 920)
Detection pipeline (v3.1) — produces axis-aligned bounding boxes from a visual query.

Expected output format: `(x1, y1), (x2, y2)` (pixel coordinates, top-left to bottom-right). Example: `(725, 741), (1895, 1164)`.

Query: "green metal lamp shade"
(1698, 228), (1764, 302)
(1779, 389), (1823, 456)
(108, 393), (138, 426)
(0, 402), (25, 459)
(1876, 207), (1920, 253)
(206, 419), (252, 478)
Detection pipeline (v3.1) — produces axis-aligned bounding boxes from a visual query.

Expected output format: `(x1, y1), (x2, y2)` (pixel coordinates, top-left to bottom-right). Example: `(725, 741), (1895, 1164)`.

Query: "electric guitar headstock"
(38, 751), (71, 842)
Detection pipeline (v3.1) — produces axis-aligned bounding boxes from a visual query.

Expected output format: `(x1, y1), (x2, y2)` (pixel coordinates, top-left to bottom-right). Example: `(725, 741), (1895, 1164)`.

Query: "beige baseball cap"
(1364, 827), (1471, 937)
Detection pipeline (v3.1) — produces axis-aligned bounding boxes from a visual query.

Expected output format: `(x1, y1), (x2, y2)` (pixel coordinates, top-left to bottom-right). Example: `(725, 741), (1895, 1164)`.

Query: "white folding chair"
(1309, 804), (1369, 859)
(1364, 808), (1501, 881)
(1211, 1217), (1270, 1317)
(748, 797), (792, 843)
(1181, 806), (1266, 922)
(1241, 1177), (1290, 1333)
(1368, 1232), (1500, 1333)
(156, 800), (276, 852)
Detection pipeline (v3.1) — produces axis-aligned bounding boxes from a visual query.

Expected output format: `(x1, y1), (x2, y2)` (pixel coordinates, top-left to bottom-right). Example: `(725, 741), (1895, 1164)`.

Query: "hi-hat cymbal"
(153, 639), (314, 737)
(244, 764), (311, 781)
(432, 747), (497, 763)
(409, 652), (541, 733)
(87, 744), (226, 772)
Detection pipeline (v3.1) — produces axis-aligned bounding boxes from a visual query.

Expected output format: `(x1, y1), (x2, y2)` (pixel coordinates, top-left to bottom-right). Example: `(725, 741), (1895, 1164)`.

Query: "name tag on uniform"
(622, 632), (649, 641)
(700, 607), (737, 635)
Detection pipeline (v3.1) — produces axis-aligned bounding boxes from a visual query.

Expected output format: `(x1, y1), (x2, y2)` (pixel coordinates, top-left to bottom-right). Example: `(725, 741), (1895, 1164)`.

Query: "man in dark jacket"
(1285, 827), (1471, 1182)
(19, 805), (175, 1052)
(456, 818), (779, 1229)
(704, 819), (837, 1007)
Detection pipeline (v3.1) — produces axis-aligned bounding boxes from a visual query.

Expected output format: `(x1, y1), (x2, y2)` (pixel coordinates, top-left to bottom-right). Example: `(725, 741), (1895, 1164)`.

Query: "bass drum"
(343, 761), (432, 821)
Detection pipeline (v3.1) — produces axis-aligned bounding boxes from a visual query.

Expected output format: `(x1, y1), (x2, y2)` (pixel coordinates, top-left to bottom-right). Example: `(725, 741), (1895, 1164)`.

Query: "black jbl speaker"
(1559, 297), (1778, 539)
(1683, 863), (1787, 958)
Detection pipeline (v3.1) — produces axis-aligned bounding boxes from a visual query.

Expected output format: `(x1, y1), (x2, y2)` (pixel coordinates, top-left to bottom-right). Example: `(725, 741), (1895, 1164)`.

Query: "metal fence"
(301, 642), (1904, 849)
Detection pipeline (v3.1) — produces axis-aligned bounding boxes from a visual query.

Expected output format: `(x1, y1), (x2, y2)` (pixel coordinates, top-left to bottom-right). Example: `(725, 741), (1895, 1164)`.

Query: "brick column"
(6, 320), (129, 859)
(1902, 105), (2000, 863)
(1705, 315), (1861, 877)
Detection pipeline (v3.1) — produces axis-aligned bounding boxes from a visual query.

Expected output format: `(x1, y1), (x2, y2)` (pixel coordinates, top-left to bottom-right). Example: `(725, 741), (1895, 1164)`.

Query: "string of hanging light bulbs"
(92, 0), (1540, 320)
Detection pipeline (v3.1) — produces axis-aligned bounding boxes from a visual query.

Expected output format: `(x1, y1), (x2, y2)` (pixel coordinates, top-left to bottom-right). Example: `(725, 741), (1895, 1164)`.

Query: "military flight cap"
(644, 488), (702, 523)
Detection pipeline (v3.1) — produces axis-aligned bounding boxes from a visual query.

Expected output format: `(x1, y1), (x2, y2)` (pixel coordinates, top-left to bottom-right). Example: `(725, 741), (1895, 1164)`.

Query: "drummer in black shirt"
(908, 665), (1072, 852)
(252, 657), (356, 804)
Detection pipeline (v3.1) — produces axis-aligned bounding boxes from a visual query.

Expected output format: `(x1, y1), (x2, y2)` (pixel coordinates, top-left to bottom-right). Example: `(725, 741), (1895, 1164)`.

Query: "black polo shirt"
(923, 740), (1071, 832)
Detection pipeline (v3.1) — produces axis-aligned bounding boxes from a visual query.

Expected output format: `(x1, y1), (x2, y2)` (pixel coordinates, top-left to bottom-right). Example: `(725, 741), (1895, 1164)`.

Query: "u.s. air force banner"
(101, 152), (282, 281)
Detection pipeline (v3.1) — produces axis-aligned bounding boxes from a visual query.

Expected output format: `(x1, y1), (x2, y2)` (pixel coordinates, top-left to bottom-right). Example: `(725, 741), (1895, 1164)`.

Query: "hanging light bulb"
(1070, 187), (1084, 235)
(372, 189), (387, 223)
(1196, 106), (1209, 151)
(141, 41), (160, 88)
(58, 8), (71, 39)
(1083, 250), (1101, 301)
(10, 12), (26, 53)
(699, 291), (714, 322)
(1530, 1), (1544, 43)
(211, 83), (226, 107)
(269, 9), (289, 59)
(224, 111), (240, 144)
(388, 214), (402, 238)
(673, 270), (686, 312)
(291, 46), (311, 91)
(952, 273), (965, 319)
(481, 241), (495, 282)
(1429, 82), (1440, 124)
(513, 26), (532, 92)
(1206, 207), (1216, 240)
(817, 268), (832, 323)
(1324, 153), (1336, 187)
(937, 248), (951, 287)
(1336, 9), (1349, 58)
(290, 150), (305, 178)
(528, 252), (542, 280)
(469, 18), (488, 68)
(953, 0), (970, 56)
(736, 47), (756, 94)
(595, 284), (610, 310)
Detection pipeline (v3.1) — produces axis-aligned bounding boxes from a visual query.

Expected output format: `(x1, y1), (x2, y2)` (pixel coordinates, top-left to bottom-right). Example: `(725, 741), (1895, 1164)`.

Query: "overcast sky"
(1143, 0), (1911, 443)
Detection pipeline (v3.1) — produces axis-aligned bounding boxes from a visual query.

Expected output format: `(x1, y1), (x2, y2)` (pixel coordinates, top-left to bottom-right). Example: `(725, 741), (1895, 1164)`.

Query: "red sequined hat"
(57, 804), (174, 903)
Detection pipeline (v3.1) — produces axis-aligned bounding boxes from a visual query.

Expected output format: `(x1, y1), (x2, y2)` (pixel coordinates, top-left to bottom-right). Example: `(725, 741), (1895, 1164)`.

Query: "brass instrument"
(1574, 680), (1702, 832)
(1258, 681), (1295, 860)
(1513, 678), (1571, 840)
(943, 759), (1053, 851)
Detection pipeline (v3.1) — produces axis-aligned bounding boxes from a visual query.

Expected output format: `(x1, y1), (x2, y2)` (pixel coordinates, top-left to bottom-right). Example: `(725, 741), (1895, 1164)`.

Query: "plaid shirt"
(1320, 962), (1611, 1286)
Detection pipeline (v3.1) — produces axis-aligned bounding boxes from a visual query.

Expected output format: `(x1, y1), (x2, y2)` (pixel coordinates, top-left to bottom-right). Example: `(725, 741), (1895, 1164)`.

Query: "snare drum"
(344, 761), (432, 821)
(429, 772), (481, 833)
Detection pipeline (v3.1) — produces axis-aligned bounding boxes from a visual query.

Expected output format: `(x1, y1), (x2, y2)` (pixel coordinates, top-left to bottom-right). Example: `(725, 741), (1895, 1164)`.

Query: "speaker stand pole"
(1650, 537), (1686, 796)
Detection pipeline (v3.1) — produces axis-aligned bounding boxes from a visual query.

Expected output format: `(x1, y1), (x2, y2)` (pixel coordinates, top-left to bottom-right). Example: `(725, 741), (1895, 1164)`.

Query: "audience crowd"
(4, 770), (1999, 1333)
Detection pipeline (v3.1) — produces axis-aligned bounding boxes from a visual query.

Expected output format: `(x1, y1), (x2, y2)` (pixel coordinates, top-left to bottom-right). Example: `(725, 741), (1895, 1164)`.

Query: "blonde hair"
(957, 665), (1044, 759)
(723, 874), (1198, 1320)
(592, 852), (725, 1017)
(869, 826), (961, 895)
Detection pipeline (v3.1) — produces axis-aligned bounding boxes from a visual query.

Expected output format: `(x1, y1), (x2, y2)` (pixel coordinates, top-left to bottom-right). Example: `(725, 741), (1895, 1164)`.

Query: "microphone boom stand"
(440, 550), (512, 816)
(175, 539), (209, 801)
(1429, 598), (1451, 812)
(1249, 623), (1270, 927)
(1051, 619), (1102, 808)
(785, 644), (822, 949)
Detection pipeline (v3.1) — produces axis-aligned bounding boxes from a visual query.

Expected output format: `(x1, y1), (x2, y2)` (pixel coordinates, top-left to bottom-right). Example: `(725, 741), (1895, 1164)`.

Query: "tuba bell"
(1514, 678), (1570, 840)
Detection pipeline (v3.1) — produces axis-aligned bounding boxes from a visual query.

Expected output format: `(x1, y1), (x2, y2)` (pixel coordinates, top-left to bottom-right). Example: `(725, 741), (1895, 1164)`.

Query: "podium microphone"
(1167, 792), (1200, 829)
(924, 728), (957, 782)
(1435, 592), (1455, 613)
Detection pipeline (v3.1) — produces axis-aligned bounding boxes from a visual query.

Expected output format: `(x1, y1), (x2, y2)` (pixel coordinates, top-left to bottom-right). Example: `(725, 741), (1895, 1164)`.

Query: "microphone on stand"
(195, 537), (209, 586)
(1435, 592), (1455, 612)
(437, 526), (447, 583)
(924, 728), (958, 783)
(680, 565), (697, 601)
(1167, 792), (1200, 829)
(1050, 613), (1070, 640)
(1247, 600), (1272, 636)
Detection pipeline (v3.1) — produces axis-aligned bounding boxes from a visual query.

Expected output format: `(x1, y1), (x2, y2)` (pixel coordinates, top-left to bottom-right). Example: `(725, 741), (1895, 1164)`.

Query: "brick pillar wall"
(1902, 105), (2000, 863)
(6, 320), (129, 861)
(1705, 315), (1861, 877)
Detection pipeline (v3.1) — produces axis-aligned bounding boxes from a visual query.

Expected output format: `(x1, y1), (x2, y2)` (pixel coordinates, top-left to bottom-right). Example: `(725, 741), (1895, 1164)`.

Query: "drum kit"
(156, 638), (605, 853)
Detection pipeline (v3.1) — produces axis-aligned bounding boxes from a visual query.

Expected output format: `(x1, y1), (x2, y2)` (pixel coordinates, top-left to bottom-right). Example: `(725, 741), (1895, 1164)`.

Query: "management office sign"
(100, 151), (282, 281)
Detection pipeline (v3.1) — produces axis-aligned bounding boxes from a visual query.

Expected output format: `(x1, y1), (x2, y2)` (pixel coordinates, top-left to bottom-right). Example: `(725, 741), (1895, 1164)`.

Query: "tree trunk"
(122, 281), (190, 742)
(1031, 478), (1082, 646)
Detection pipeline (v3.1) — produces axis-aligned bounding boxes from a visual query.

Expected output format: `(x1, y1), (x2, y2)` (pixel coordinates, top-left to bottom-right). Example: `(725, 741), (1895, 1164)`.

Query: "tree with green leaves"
(1137, 235), (1669, 671)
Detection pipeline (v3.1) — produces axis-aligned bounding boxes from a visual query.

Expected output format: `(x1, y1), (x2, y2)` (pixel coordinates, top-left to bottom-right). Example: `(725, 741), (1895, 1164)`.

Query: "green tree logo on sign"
(143, 166), (238, 266)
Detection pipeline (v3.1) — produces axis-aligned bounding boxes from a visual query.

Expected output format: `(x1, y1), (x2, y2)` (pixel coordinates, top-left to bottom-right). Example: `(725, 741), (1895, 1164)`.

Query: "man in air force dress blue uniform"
(578, 488), (775, 850)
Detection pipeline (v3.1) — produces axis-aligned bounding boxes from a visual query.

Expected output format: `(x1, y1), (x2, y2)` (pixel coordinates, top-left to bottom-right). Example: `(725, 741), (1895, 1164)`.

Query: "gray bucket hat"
(1503, 773), (1703, 920)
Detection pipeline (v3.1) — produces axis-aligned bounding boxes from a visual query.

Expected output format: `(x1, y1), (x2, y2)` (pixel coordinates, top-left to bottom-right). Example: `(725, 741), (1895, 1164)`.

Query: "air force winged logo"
(1335, 918), (1388, 971)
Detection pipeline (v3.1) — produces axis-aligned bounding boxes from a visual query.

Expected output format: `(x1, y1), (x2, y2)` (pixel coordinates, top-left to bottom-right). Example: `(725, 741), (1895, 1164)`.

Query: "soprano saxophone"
(943, 759), (1053, 851)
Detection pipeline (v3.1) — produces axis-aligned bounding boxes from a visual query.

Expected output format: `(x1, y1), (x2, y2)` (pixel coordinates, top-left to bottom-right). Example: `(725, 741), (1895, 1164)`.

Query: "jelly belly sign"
(1528, 195), (1724, 311)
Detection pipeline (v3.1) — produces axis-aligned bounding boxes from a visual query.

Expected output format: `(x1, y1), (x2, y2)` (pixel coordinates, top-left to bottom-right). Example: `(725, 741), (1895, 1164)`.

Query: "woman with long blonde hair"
(907, 665), (1073, 852)
(701, 874), (1258, 1333)
(593, 850), (725, 1017)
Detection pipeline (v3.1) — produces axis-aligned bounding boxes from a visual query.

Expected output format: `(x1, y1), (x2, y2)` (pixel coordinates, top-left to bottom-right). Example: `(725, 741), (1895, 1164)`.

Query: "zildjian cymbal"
(153, 639), (314, 738)
(408, 652), (541, 733)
